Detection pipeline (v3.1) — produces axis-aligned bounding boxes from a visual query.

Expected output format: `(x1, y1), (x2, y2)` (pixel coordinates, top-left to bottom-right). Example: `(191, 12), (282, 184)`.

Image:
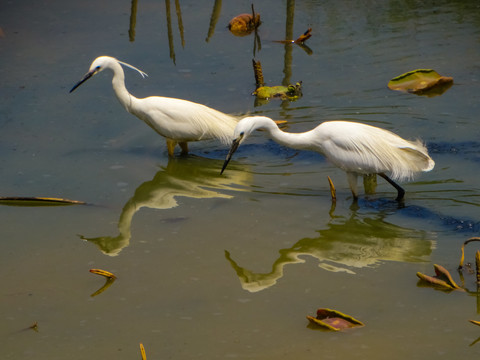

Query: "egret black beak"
(69, 70), (96, 93)
(220, 136), (242, 174)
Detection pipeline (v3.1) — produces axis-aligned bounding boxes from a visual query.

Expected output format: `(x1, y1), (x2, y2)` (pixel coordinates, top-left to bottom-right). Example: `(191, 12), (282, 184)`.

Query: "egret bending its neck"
(221, 116), (435, 201)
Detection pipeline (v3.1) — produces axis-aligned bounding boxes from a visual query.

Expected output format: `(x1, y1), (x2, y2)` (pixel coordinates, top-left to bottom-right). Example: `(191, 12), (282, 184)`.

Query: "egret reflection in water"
(80, 156), (251, 256)
(226, 212), (435, 293)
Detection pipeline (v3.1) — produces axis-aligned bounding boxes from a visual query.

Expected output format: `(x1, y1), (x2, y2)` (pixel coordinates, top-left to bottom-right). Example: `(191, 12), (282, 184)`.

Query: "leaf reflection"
(226, 212), (434, 292)
(80, 156), (251, 256)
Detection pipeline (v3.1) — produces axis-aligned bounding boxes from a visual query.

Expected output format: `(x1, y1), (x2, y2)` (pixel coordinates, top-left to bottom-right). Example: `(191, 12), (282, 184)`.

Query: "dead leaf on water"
(470, 320), (480, 327)
(90, 269), (116, 279)
(228, 5), (260, 36)
(89, 269), (117, 297)
(140, 343), (147, 360)
(388, 69), (453, 96)
(307, 308), (364, 331)
(274, 28), (312, 44)
(416, 264), (464, 291)
(0, 196), (85, 207)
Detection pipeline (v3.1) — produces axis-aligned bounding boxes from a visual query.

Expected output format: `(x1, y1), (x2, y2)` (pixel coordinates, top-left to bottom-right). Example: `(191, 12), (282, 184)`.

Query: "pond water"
(1, 0), (480, 359)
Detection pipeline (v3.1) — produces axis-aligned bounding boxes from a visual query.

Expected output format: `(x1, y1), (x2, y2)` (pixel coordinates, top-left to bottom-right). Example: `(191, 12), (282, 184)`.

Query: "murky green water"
(1, 0), (480, 359)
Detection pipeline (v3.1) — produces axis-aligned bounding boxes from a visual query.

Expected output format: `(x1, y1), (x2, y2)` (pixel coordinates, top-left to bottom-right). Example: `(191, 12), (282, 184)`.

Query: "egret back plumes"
(221, 116), (435, 200)
(70, 56), (239, 156)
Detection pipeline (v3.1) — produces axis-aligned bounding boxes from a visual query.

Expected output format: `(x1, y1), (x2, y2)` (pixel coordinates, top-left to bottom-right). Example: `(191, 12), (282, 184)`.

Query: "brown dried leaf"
(307, 308), (364, 331)
(0, 196), (85, 206)
(416, 264), (464, 291)
(140, 343), (147, 360)
(228, 12), (260, 36)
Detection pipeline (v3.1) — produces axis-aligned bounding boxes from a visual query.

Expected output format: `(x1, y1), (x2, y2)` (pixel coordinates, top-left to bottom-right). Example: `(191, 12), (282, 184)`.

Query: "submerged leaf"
(388, 69), (453, 96)
(0, 196), (85, 206)
(307, 308), (364, 331)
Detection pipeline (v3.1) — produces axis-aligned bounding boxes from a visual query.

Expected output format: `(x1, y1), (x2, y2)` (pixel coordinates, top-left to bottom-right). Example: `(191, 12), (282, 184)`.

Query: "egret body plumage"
(221, 116), (435, 200)
(70, 56), (240, 156)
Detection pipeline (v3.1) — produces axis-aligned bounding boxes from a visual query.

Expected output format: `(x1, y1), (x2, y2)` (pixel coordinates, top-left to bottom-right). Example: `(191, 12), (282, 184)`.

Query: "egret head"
(69, 56), (147, 93)
(69, 57), (111, 93)
(220, 116), (273, 174)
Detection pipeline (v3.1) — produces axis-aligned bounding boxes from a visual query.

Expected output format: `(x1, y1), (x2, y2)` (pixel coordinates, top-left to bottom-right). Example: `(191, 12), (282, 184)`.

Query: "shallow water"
(1, 0), (480, 359)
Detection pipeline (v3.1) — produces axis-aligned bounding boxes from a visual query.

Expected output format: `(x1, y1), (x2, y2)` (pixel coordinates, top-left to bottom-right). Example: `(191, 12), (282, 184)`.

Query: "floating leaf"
(470, 320), (480, 327)
(388, 69), (453, 96)
(416, 264), (463, 291)
(90, 268), (117, 279)
(139, 343), (147, 360)
(307, 308), (364, 331)
(295, 28), (312, 44)
(228, 5), (260, 36)
(0, 196), (85, 207)
(253, 82), (302, 100)
(90, 269), (116, 297)
(274, 28), (312, 44)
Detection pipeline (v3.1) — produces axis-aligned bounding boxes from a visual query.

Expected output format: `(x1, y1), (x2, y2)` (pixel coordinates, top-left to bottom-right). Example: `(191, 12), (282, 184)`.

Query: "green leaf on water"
(388, 69), (453, 96)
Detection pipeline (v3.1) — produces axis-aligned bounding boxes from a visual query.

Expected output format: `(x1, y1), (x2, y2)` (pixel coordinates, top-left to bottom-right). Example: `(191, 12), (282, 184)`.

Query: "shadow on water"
(79, 155), (251, 256)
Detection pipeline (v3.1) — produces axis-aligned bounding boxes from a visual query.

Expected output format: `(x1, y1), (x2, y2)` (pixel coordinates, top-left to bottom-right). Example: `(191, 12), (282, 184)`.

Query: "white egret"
(70, 56), (241, 156)
(220, 116), (435, 200)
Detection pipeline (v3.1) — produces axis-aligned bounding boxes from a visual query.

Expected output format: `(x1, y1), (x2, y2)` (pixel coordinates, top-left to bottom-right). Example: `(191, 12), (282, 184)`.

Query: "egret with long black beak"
(70, 56), (243, 156)
(220, 116), (435, 201)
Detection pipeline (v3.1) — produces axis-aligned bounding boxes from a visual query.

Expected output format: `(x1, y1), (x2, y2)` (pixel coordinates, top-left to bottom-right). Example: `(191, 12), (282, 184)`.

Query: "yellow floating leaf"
(416, 264), (464, 291)
(388, 69), (453, 96)
(90, 269), (116, 279)
(139, 343), (147, 360)
(307, 308), (364, 331)
(0, 196), (85, 207)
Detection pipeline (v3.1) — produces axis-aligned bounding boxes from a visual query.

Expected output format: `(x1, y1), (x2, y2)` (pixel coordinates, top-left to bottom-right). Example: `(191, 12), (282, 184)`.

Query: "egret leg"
(346, 172), (359, 200)
(378, 173), (405, 201)
(179, 142), (189, 155)
(166, 139), (177, 157)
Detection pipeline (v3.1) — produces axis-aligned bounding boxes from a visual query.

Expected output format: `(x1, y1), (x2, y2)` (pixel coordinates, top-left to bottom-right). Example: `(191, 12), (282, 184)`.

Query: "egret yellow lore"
(70, 56), (241, 156)
(221, 116), (435, 201)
